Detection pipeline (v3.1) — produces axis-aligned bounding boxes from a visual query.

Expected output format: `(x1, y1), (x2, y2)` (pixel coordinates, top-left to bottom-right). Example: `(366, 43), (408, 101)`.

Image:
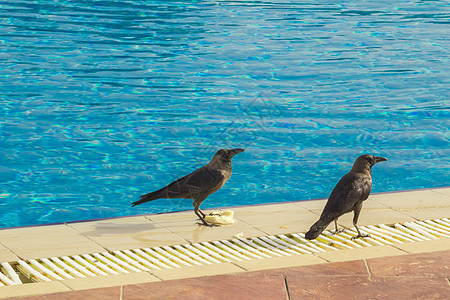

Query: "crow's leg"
(193, 199), (219, 227)
(332, 219), (346, 234)
(351, 203), (370, 240)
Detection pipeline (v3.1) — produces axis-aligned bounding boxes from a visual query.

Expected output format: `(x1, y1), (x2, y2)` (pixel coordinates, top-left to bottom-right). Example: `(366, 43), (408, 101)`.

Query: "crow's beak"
(374, 156), (388, 163)
(229, 148), (245, 157)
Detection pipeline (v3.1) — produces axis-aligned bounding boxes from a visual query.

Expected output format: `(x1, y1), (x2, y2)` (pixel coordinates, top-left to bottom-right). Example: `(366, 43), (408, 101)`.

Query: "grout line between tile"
(148, 271), (164, 281)
(232, 217), (271, 235)
(430, 189), (450, 198)
(0, 242), (19, 259)
(316, 256), (330, 264)
(391, 244), (411, 254)
(143, 216), (194, 244)
(64, 223), (111, 252)
(367, 205), (422, 221)
(231, 262), (251, 272)
(389, 245), (409, 255)
(390, 209), (422, 221)
(290, 203), (322, 215)
(60, 280), (75, 292)
(283, 275), (291, 300)
(313, 254), (331, 263)
(120, 285), (123, 300)
(364, 259), (372, 278)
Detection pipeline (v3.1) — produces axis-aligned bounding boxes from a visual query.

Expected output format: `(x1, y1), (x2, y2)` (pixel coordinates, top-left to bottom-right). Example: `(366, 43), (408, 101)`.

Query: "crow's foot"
(351, 233), (370, 240)
(208, 213), (221, 216)
(196, 221), (220, 227)
(332, 228), (346, 235)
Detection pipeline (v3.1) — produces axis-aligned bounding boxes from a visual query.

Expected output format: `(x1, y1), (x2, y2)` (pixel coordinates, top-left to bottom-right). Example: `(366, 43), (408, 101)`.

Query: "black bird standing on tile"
(305, 154), (388, 240)
(132, 148), (245, 226)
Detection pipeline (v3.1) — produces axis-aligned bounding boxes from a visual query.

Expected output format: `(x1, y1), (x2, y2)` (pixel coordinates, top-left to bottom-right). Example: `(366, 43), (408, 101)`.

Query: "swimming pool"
(0, 1), (449, 228)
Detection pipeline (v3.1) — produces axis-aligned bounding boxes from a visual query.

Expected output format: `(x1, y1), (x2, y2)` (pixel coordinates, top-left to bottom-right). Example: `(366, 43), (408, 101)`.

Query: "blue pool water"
(0, 1), (449, 228)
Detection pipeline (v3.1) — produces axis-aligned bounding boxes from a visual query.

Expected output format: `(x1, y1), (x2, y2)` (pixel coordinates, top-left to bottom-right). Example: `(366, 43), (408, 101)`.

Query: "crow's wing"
(132, 166), (225, 206)
(320, 172), (372, 222)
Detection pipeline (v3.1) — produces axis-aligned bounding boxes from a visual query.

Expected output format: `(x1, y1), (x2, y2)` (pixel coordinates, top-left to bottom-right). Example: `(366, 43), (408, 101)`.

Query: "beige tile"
(430, 187), (450, 197)
(62, 271), (160, 291)
(393, 238), (450, 254)
(0, 225), (105, 260)
(2, 234), (100, 249)
(231, 203), (319, 235)
(233, 254), (326, 272)
(232, 202), (308, 214)
(84, 215), (160, 225)
(149, 211), (267, 243)
(151, 262), (245, 280)
(0, 243), (18, 262)
(151, 220), (266, 244)
(87, 234), (186, 251)
(248, 216), (321, 236)
(232, 203), (317, 224)
(356, 198), (392, 209)
(84, 233), (186, 251)
(0, 224), (74, 238)
(371, 189), (450, 209)
(145, 210), (195, 222)
(67, 216), (163, 237)
(293, 199), (391, 224)
(0, 281), (71, 299)
(398, 207), (450, 221)
(0, 248), (19, 262)
(334, 209), (415, 229)
(316, 245), (406, 262)
(148, 208), (244, 226)
(292, 199), (327, 211)
(68, 217), (187, 250)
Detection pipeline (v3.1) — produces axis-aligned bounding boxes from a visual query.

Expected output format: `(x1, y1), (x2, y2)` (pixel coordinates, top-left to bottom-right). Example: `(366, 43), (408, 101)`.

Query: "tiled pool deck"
(1, 187), (449, 299)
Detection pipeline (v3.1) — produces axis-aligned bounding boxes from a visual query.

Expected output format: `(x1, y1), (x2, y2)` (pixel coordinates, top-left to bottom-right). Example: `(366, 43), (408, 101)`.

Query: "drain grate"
(1, 217), (450, 286)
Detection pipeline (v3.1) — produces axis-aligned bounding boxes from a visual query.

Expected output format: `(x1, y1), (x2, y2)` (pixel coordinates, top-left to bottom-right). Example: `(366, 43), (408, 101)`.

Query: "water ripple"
(0, 0), (449, 227)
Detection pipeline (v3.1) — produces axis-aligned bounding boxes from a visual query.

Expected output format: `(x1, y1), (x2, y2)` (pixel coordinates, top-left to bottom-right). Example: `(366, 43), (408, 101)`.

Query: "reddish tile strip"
(121, 274), (288, 300)
(250, 259), (370, 277)
(10, 286), (121, 300)
(367, 250), (450, 278)
(287, 276), (449, 300)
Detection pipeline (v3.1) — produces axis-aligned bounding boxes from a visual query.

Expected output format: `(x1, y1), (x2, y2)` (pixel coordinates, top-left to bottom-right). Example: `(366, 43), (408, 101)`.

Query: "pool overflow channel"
(1, 218), (450, 286)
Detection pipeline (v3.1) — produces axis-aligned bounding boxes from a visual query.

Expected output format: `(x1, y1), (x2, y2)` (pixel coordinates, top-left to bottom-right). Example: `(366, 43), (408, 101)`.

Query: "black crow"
(132, 148), (245, 226)
(305, 154), (387, 240)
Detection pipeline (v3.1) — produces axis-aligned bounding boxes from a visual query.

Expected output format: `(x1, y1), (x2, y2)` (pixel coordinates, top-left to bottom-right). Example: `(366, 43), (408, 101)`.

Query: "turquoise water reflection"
(0, 1), (449, 227)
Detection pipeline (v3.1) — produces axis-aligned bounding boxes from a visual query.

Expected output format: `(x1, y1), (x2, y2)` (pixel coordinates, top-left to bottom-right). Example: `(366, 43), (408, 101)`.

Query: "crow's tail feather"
(131, 188), (166, 207)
